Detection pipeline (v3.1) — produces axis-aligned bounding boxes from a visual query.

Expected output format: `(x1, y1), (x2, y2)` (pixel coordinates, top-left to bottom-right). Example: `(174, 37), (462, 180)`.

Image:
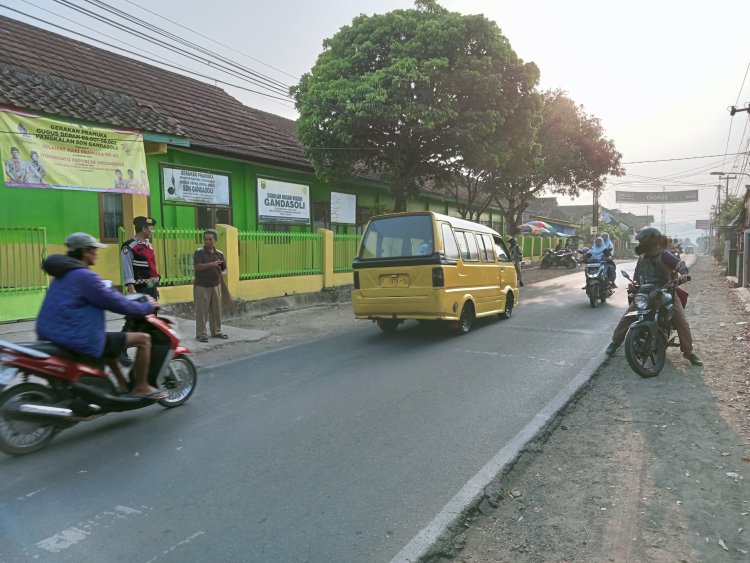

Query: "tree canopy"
(491, 90), (624, 234)
(292, 0), (541, 211)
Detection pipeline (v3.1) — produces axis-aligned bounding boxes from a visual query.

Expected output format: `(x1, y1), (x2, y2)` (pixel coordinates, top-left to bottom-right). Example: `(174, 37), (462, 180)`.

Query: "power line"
(622, 151), (749, 165)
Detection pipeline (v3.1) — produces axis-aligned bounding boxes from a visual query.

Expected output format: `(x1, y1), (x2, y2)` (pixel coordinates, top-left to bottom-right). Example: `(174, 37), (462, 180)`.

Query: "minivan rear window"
(359, 215), (434, 259)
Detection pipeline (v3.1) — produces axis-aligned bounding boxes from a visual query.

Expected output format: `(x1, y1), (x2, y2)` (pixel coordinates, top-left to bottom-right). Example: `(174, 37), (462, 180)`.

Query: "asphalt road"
(0, 265), (635, 562)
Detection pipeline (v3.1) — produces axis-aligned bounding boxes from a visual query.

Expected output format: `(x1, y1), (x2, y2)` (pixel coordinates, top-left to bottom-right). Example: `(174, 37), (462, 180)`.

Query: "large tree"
(491, 90), (624, 234)
(291, 0), (541, 211)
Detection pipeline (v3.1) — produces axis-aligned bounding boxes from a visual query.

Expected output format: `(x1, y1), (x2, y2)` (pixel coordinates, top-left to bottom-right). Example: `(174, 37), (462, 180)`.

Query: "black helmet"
(635, 227), (661, 247)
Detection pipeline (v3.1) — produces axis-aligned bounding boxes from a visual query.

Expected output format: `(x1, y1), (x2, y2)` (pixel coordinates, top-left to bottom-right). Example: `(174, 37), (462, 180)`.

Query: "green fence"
(333, 234), (360, 273)
(119, 227), (203, 287)
(0, 227), (47, 292)
(239, 231), (323, 280)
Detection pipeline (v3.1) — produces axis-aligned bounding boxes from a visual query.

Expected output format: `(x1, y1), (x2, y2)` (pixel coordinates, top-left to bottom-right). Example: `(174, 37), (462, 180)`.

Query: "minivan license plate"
(380, 274), (409, 288)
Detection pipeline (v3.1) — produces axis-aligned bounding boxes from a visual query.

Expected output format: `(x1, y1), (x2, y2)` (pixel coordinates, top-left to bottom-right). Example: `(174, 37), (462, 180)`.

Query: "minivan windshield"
(359, 215), (434, 259)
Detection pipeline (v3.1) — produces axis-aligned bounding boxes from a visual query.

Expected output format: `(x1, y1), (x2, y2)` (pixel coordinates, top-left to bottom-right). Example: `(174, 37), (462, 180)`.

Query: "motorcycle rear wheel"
(540, 257), (551, 269)
(0, 383), (60, 456)
(624, 326), (666, 378)
(158, 356), (197, 408)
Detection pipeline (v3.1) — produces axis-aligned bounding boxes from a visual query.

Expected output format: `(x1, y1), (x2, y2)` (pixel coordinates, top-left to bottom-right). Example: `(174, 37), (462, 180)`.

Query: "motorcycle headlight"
(634, 294), (649, 310)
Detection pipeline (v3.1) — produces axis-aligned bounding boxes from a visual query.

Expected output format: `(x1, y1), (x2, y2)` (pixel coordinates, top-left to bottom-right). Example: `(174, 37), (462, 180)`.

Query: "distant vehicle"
(352, 212), (518, 334)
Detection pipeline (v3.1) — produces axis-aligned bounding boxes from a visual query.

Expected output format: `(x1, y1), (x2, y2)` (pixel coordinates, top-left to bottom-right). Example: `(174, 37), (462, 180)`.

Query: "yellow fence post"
(216, 224), (239, 298)
(319, 228), (334, 288)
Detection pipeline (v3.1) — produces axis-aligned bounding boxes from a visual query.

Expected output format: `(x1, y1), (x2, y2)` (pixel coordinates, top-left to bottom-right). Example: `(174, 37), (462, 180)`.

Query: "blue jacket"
(36, 255), (154, 357)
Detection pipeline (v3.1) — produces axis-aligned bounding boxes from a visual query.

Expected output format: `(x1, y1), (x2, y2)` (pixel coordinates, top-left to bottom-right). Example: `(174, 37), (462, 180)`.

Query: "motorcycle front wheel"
(158, 356), (197, 408)
(540, 256), (551, 269)
(0, 383), (60, 456)
(624, 326), (666, 378)
(587, 288), (598, 308)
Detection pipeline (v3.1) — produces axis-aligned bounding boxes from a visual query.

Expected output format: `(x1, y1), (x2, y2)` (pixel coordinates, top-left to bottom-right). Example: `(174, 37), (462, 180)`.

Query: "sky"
(4, 0), (750, 242)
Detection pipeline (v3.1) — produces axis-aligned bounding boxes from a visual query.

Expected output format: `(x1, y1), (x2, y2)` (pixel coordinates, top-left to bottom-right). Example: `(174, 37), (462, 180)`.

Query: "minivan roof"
(368, 211), (502, 238)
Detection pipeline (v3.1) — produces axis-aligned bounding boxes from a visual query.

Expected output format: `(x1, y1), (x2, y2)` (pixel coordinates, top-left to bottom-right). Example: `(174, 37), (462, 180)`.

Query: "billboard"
(162, 166), (230, 206)
(0, 106), (149, 194)
(615, 190), (699, 203)
(257, 178), (310, 224)
(695, 219), (712, 230)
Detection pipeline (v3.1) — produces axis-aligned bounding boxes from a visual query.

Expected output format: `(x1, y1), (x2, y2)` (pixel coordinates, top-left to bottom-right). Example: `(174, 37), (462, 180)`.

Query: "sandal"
(212, 333), (229, 339)
(197, 336), (209, 343)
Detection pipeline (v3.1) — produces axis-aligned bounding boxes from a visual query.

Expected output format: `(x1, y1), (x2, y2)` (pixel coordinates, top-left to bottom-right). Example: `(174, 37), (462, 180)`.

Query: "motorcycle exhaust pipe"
(8, 403), (74, 421)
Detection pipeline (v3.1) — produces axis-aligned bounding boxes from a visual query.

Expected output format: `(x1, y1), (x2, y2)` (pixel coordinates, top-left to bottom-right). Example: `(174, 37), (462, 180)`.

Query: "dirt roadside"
(428, 257), (750, 562)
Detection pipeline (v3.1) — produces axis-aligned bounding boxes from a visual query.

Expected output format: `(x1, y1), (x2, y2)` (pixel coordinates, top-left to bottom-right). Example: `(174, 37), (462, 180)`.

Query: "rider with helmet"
(604, 227), (702, 366)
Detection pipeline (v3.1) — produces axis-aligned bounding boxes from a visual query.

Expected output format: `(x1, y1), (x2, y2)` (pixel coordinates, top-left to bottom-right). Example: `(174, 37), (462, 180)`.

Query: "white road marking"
(144, 530), (207, 563)
(36, 505), (144, 554)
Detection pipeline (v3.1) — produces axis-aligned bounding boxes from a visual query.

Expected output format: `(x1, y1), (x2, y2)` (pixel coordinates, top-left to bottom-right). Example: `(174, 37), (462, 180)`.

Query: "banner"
(615, 190), (699, 203)
(695, 219), (712, 230)
(257, 178), (310, 224)
(0, 107), (149, 194)
(162, 166), (230, 206)
(331, 191), (356, 224)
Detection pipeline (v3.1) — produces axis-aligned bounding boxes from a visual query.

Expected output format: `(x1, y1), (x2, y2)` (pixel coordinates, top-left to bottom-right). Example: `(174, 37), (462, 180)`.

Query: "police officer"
(119, 216), (159, 366)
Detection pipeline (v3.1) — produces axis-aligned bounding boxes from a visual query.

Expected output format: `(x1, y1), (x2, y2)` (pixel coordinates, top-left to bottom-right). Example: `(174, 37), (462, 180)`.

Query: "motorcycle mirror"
(102, 279), (113, 289)
(622, 271), (632, 281)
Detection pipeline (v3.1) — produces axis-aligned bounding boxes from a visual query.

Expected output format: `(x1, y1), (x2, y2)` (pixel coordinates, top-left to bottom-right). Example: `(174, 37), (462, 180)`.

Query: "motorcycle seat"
(19, 341), (105, 368)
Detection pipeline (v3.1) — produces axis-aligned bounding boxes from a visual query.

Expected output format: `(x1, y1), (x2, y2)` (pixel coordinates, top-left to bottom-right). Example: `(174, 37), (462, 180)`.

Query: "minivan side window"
(494, 236), (510, 262)
(456, 231), (479, 261)
(479, 234), (496, 262)
(440, 223), (460, 260)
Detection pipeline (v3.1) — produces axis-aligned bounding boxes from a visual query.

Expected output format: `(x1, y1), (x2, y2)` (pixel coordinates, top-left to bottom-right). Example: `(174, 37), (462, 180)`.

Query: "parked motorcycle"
(0, 299), (196, 455)
(580, 249), (615, 308)
(621, 266), (689, 378)
(540, 247), (578, 269)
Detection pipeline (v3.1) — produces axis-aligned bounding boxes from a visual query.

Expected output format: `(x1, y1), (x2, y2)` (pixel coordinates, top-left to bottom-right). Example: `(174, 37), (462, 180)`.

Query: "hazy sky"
(4, 0), (750, 241)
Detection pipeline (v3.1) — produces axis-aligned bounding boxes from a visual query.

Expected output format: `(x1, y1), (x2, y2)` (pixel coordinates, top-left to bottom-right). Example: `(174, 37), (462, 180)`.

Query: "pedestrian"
(119, 216), (159, 366)
(604, 227), (702, 365)
(193, 228), (228, 343)
(507, 236), (524, 287)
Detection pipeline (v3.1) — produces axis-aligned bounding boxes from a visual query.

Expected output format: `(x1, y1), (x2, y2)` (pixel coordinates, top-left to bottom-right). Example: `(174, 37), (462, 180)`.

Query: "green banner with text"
(1, 107), (149, 194)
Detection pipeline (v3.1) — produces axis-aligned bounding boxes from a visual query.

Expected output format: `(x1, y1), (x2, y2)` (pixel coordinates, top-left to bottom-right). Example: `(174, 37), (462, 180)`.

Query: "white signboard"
(330, 191), (356, 224)
(163, 166), (230, 206)
(257, 178), (310, 224)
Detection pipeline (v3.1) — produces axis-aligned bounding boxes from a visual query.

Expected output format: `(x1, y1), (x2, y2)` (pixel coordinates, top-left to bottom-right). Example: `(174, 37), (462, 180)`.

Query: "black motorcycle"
(540, 247), (577, 269)
(621, 266), (688, 378)
(580, 249), (614, 308)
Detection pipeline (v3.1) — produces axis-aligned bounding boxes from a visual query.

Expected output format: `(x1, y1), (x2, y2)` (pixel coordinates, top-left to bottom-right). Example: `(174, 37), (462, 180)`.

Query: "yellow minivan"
(352, 212), (518, 333)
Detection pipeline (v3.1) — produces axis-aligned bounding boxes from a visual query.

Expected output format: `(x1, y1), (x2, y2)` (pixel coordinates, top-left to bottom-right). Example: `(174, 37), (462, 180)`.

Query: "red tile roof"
(0, 16), (310, 169)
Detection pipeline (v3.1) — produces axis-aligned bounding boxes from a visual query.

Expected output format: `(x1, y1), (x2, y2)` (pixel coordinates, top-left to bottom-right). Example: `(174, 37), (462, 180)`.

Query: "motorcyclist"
(36, 232), (167, 398)
(582, 237), (614, 289)
(604, 227), (702, 366)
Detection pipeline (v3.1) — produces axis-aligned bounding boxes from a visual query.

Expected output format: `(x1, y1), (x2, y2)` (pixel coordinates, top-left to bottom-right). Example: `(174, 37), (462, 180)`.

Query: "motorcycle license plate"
(0, 365), (17, 386)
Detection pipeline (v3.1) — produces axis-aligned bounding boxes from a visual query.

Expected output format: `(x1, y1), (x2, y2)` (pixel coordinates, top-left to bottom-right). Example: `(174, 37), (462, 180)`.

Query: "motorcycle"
(621, 265), (689, 378)
(540, 247), (578, 269)
(0, 298), (197, 455)
(580, 249), (615, 308)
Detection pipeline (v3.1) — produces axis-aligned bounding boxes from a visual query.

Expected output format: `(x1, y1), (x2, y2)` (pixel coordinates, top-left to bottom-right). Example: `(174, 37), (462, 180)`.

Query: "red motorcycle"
(0, 305), (197, 455)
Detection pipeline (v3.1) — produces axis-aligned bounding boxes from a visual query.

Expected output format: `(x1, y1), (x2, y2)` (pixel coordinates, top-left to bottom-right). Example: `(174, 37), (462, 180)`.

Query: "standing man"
(507, 237), (524, 287)
(193, 229), (228, 343)
(119, 216), (160, 365)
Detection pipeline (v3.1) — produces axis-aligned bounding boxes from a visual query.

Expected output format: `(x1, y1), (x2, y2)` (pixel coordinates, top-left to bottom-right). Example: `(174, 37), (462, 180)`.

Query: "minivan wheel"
(499, 292), (514, 319)
(456, 303), (475, 334)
